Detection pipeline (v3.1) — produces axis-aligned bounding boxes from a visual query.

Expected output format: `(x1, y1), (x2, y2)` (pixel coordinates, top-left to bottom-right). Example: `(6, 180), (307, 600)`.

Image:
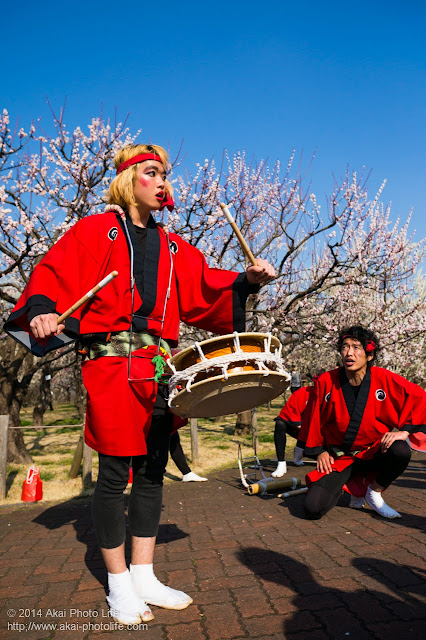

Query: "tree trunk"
(0, 338), (34, 463)
(32, 368), (52, 434)
(234, 409), (253, 436)
(0, 336), (75, 463)
(32, 405), (44, 426)
(7, 393), (33, 464)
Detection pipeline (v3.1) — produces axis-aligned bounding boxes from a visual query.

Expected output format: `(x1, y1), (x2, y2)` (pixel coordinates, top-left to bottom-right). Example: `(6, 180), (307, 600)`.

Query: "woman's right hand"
(316, 451), (335, 474)
(29, 314), (65, 339)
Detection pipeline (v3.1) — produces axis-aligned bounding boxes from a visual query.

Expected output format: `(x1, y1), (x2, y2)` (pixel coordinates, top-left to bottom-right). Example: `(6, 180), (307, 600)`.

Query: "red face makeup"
(132, 161), (167, 213)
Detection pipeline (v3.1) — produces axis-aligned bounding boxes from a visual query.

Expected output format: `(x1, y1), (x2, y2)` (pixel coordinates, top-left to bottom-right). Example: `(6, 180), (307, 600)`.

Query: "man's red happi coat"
(299, 366), (426, 495)
(5, 210), (255, 455)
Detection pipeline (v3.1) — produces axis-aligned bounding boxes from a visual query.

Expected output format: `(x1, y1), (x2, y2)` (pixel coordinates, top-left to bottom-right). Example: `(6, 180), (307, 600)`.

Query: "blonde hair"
(105, 143), (173, 209)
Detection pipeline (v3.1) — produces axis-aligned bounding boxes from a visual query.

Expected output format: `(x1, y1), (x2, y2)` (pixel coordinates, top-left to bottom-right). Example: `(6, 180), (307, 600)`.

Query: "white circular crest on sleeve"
(108, 227), (118, 241)
(375, 389), (386, 401)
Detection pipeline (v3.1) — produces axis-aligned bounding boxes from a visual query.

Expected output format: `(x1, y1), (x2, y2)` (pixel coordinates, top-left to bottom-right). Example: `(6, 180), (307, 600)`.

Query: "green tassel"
(151, 355), (165, 383)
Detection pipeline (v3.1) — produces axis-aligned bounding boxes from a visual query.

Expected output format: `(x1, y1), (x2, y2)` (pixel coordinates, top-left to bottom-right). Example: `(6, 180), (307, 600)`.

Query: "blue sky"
(3, 0), (426, 242)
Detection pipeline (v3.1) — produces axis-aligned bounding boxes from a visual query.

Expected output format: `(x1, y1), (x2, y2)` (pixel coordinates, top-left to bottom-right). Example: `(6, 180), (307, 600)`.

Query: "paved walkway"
(1, 453), (425, 639)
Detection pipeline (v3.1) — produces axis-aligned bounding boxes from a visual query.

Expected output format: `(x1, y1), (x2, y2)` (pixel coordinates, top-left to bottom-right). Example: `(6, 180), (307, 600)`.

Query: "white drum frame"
(167, 332), (290, 418)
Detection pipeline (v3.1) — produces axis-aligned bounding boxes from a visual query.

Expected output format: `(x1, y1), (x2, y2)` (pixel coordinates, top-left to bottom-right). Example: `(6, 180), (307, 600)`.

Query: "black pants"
(92, 389), (171, 549)
(169, 431), (191, 475)
(304, 440), (411, 520)
(274, 418), (300, 461)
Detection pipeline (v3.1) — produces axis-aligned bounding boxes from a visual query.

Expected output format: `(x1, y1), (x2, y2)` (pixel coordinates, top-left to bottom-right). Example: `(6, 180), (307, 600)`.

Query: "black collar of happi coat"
(118, 212), (162, 332)
(339, 366), (371, 452)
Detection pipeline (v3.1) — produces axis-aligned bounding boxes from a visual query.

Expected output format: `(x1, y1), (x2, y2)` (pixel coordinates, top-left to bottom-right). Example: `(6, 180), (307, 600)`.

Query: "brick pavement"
(0, 452), (425, 639)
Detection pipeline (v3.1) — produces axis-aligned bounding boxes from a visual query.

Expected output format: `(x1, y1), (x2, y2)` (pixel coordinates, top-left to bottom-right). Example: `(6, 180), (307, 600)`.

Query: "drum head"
(169, 332), (282, 372)
(169, 371), (290, 418)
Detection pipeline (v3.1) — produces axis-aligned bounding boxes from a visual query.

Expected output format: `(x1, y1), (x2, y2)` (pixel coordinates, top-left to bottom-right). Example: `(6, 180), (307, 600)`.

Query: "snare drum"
(167, 332), (290, 418)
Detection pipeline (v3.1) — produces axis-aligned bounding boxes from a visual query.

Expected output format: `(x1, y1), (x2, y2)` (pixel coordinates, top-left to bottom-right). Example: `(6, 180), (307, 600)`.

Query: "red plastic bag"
(21, 466), (43, 502)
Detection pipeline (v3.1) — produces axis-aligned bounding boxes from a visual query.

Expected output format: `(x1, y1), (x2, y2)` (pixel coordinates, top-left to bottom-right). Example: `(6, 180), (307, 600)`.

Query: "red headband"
(116, 153), (164, 175)
(342, 335), (376, 352)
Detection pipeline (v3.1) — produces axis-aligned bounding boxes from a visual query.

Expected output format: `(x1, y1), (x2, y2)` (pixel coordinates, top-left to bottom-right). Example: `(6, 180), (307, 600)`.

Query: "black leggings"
(304, 440), (411, 520)
(274, 418), (300, 461)
(92, 412), (171, 549)
(169, 431), (191, 475)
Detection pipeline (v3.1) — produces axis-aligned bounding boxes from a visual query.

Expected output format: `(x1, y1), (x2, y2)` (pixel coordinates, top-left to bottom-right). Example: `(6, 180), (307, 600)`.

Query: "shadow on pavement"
(238, 547), (425, 638)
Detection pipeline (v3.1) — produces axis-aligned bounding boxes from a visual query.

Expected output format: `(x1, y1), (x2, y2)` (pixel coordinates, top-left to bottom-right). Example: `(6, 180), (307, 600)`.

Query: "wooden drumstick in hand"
(220, 203), (257, 266)
(57, 271), (119, 323)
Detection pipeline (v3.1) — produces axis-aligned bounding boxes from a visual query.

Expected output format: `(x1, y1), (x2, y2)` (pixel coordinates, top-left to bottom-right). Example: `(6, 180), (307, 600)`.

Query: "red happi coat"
(5, 209), (256, 455)
(276, 386), (312, 439)
(277, 386), (312, 423)
(299, 366), (426, 495)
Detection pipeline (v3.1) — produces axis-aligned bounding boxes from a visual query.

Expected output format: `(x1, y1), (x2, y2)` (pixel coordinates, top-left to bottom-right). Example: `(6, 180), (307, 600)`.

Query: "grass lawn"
(3, 395), (299, 505)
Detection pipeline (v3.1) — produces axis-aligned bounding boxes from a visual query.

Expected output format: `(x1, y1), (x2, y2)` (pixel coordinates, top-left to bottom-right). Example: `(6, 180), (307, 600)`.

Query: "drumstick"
(57, 271), (119, 324)
(277, 487), (309, 498)
(220, 203), (257, 266)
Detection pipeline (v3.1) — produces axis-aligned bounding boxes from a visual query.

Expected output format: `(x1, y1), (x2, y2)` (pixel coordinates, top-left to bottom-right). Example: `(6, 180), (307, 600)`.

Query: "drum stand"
(237, 442), (267, 489)
(238, 442), (308, 498)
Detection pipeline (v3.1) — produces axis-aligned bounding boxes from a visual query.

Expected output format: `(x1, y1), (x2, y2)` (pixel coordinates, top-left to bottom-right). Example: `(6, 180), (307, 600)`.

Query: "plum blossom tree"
(0, 106), (139, 461)
(269, 200), (426, 383)
(170, 157), (425, 381)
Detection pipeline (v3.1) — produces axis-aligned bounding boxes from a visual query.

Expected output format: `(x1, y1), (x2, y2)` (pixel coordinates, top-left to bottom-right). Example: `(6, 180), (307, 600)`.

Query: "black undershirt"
(133, 223), (168, 416)
(351, 384), (361, 399)
(134, 225), (147, 295)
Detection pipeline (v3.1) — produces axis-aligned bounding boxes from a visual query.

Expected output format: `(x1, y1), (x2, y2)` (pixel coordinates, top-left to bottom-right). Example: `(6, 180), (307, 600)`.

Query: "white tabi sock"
(107, 569), (153, 624)
(130, 563), (193, 610)
(365, 486), (401, 519)
(182, 471), (207, 482)
(349, 495), (365, 509)
(272, 461), (287, 477)
(293, 446), (304, 466)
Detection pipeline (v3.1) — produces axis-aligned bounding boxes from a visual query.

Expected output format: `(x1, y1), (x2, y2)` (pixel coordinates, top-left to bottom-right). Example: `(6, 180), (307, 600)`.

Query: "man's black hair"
(337, 325), (380, 362)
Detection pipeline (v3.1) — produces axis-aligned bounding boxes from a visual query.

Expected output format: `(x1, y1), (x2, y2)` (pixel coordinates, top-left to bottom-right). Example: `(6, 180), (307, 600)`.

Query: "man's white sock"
(365, 486), (401, 519)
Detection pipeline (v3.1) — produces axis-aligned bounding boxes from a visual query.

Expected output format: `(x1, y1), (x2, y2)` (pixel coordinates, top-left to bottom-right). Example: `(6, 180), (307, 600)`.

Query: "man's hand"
(317, 451), (335, 474)
(29, 314), (65, 339)
(381, 430), (409, 453)
(246, 259), (275, 285)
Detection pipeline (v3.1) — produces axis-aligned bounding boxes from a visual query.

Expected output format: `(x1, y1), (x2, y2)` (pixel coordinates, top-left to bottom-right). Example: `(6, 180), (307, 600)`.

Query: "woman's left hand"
(246, 259), (276, 285)
(381, 430), (409, 453)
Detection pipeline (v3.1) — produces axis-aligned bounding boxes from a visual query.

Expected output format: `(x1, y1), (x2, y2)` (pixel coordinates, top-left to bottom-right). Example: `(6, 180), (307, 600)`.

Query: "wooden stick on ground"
(277, 487), (309, 498)
(220, 203), (257, 266)
(57, 271), (118, 324)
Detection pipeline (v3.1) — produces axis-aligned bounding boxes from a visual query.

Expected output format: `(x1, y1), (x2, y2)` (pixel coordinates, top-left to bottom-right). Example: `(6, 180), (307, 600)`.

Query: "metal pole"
(252, 408), (259, 454)
(0, 416), (9, 500)
(190, 418), (199, 465)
